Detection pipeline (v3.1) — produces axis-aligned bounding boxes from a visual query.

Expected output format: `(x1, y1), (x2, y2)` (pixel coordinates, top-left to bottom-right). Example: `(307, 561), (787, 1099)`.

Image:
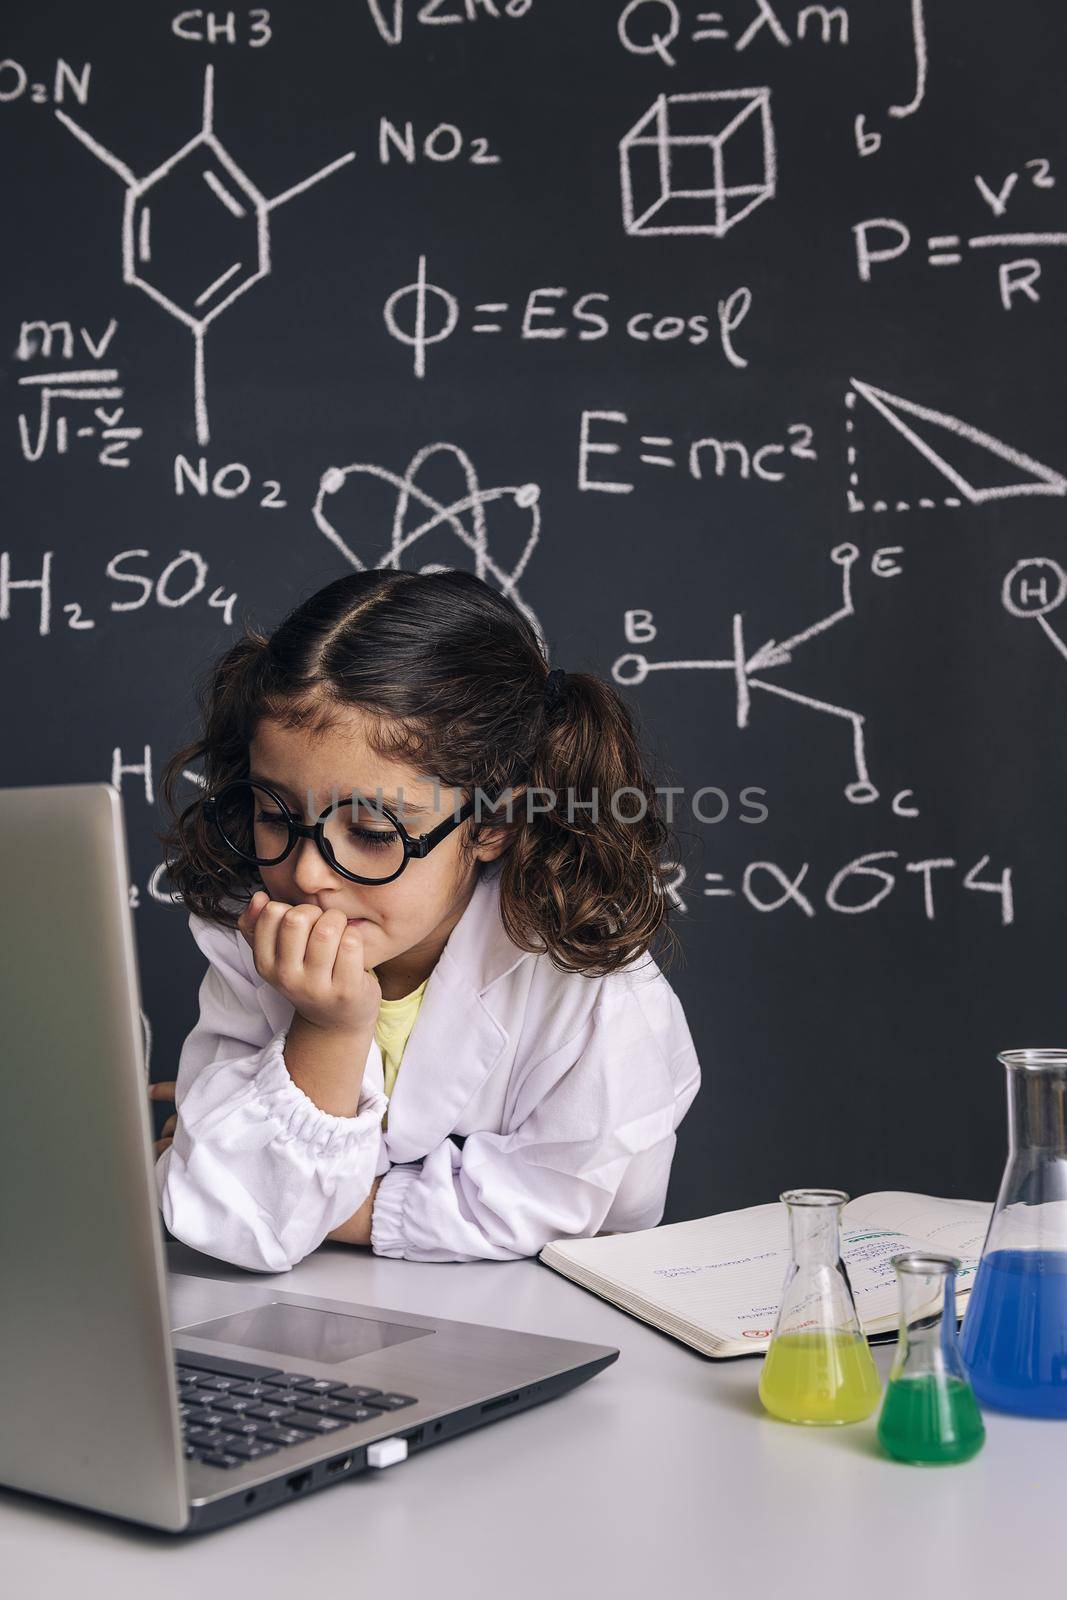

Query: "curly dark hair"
(155, 569), (697, 978)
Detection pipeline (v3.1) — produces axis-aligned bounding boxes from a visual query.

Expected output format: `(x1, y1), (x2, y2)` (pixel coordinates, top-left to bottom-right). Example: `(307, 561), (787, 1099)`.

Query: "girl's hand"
(148, 1080), (177, 1159)
(237, 890), (382, 1036)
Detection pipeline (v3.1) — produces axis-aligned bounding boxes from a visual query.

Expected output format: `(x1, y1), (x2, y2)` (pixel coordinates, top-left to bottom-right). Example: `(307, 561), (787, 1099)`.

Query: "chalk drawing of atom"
(312, 442), (544, 643)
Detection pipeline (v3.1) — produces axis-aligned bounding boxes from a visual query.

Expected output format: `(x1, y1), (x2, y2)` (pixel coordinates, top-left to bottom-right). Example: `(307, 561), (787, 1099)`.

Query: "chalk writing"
(312, 443), (544, 642)
(54, 66), (354, 445)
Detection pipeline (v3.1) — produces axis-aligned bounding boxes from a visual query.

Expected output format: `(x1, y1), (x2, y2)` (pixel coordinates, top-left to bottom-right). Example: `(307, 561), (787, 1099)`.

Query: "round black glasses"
(203, 779), (478, 886)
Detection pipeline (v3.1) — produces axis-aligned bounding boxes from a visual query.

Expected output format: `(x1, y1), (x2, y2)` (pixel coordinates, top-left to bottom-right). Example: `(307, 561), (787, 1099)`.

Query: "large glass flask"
(758, 1189), (882, 1425)
(960, 1049), (1067, 1417)
(877, 1253), (985, 1464)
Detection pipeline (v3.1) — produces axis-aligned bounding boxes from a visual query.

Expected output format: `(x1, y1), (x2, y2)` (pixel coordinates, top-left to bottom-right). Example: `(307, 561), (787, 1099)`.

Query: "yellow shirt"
(374, 975), (429, 1131)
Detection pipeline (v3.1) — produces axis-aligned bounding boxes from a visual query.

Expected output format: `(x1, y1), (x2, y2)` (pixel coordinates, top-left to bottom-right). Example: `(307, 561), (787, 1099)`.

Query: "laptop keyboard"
(175, 1348), (418, 1471)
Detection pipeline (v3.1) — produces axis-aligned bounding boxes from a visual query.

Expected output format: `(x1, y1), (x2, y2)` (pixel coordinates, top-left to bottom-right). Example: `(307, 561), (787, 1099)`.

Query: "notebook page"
(544, 1201), (947, 1344)
(546, 1203), (794, 1344)
(843, 1192), (992, 1294)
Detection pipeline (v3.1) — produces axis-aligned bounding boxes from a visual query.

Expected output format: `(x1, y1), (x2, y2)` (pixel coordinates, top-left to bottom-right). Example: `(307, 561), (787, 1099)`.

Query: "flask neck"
(988, 1060), (1067, 1248)
(892, 1267), (967, 1380)
(774, 1193), (866, 1342)
(787, 1201), (842, 1266)
(1005, 1062), (1067, 1159)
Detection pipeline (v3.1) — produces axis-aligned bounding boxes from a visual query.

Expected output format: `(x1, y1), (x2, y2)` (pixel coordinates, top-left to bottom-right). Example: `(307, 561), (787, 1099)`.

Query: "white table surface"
(2, 1237), (1062, 1598)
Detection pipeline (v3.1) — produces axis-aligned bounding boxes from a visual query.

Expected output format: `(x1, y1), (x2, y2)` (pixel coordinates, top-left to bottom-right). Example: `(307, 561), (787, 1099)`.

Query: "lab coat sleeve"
(155, 913), (388, 1274)
(370, 980), (701, 1262)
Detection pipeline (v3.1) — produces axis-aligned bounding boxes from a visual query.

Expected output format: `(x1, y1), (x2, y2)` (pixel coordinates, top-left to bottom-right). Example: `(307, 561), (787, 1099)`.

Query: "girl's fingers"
(148, 1081), (177, 1102)
(237, 889), (269, 945)
(273, 902), (322, 982)
(162, 1113), (178, 1138)
(247, 894), (278, 966)
(241, 894), (276, 968)
(255, 897), (303, 977)
(153, 1137), (173, 1158)
(304, 909), (349, 982)
(333, 921), (367, 982)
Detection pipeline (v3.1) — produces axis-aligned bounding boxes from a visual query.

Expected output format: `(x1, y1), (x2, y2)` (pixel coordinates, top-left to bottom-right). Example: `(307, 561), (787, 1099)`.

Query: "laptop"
(0, 782), (619, 1534)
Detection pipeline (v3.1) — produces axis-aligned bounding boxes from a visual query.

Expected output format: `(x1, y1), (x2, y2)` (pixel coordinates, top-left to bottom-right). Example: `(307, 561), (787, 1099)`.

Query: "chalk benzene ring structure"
(54, 66), (355, 445)
(312, 442), (544, 644)
(613, 544), (878, 803)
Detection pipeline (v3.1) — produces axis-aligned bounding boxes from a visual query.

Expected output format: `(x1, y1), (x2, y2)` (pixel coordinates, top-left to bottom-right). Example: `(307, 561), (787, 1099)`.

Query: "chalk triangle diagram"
(850, 378), (1067, 503)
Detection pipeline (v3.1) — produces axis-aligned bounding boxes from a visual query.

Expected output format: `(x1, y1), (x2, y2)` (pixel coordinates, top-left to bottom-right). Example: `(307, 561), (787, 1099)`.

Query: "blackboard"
(4, 0), (1066, 1228)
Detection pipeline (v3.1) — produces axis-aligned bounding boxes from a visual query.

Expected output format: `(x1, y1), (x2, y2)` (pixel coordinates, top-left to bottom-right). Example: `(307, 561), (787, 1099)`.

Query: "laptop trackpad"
(181, 1302), (433, 1365)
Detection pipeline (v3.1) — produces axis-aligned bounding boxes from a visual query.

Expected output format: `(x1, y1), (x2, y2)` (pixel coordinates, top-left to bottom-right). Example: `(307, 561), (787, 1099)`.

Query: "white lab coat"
(155, 866), (702, 1272)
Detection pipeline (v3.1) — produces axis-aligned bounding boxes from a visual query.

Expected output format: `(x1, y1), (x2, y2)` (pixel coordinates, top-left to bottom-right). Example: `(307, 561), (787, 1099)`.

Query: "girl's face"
(247, 711), (506, 998)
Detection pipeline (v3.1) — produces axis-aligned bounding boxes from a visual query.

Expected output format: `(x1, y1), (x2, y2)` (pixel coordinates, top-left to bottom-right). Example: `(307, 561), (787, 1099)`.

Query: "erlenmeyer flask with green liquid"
(877, 1252), (985, 1464)
(759, 1189), (882, 1425)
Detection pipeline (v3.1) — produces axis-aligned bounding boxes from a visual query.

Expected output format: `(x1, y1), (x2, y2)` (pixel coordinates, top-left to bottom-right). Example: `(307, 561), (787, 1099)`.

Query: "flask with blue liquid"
(960, 1049), (1067, 1417)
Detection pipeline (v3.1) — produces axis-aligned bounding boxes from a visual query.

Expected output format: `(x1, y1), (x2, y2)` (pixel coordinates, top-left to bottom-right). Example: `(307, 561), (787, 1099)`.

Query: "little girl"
(151, 568), (702, 1272)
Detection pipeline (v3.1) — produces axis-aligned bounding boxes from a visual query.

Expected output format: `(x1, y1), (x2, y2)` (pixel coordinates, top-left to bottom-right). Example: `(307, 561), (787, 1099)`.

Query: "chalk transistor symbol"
(54, 66), (355, 445)
(614, 544), (881, 805)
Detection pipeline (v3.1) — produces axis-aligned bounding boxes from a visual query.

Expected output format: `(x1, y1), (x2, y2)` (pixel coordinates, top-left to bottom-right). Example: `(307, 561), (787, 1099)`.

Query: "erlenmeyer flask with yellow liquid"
(759, 1188), (883, 1425)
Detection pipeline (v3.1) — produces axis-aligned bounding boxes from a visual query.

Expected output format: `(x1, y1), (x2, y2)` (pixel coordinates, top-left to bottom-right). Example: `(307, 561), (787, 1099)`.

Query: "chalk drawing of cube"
(620, 89), (776, 237)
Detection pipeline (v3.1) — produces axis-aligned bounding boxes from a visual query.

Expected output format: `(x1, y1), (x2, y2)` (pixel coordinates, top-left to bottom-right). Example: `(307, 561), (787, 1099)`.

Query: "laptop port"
(327, 1454), (354, 1475)
(286, 1470), (312, 1494)
(481, 1391), (521, 1414)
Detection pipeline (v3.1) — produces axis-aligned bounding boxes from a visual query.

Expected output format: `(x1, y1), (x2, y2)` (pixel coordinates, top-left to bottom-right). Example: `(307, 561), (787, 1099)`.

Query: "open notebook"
(539, 1192), (993, 1357)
